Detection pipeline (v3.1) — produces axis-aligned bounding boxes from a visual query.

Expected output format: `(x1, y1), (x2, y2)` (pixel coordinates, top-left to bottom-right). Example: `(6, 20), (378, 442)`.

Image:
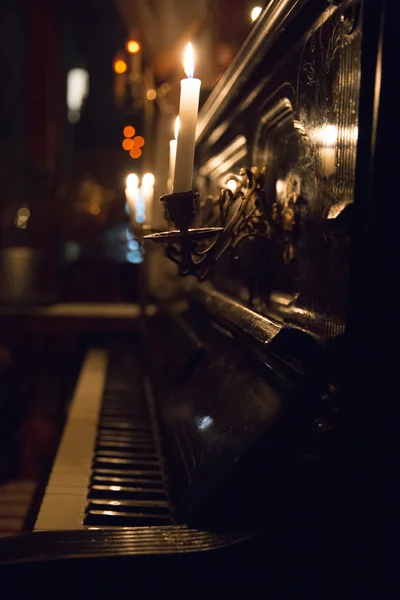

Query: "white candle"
(168, 140), (176, 194)
(125, 173), (139, 224)
(142, 173), (155, 225)
(168, 117), (179, 193)
(173, 43), (201, 192)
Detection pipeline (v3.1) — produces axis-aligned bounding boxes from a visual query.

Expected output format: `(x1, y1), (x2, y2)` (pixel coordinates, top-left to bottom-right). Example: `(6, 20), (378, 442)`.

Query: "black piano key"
(96, 439), (155, 448)
(96, 440), (155, 449)
(97, 439), (155, 447)
(92, 464), (161, 474)
(91, 467), (164, 478)
(97, 429), (153, 437)
(97, 431), (154, 440)
(99, 408), (146, 412)
(94, 450), (158, 460)
(86, 499), (170, 514)
(96, 436), (154, 445)
(95, 442), (156, 450)
(89, 483), (166, 493)
(95, 452), (158, 460)
(101, 414), (145, 419)
(93, 455), (161, 466)
(94, 451), (160, 461)
(84, 510), (171, 526)
(88, 485), (166, 499)
(98, 428), (153, 438)
(98, 424), (149, 430)
(96, 443), (156, 452)
(100, 411), (149, 418)
(98, 421), (149, 431)
(90, 475), (165, 488)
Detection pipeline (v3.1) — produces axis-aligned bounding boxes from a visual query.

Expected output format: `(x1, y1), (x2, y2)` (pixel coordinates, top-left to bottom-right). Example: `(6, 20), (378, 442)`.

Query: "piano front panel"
(195, 0), (363, 342)
(146, 297), (330, 531)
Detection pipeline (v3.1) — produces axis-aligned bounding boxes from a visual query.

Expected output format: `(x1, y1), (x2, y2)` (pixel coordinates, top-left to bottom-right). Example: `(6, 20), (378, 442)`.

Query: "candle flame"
(174, 117), (180, 140)
(183, 43), (195, 78)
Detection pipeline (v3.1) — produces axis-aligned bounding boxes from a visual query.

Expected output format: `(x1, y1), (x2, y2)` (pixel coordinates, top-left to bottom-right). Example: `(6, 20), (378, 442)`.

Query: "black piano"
(1, 0), (388, 597)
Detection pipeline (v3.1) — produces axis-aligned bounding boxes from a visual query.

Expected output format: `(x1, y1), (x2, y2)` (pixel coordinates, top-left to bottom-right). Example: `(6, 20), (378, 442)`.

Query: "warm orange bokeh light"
(122, 138), (134, 151)
(123, 125), (135, 138)
(127, 40), (140, 54)
(133, 136), (145, 148)
(89, 203), (101, 216)
(129, 147), (142, 159)
(114, 59), (127, 74)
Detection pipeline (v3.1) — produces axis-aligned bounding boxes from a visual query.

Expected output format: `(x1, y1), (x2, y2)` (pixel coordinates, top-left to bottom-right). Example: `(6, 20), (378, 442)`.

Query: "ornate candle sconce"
(144, 167), (267, 281)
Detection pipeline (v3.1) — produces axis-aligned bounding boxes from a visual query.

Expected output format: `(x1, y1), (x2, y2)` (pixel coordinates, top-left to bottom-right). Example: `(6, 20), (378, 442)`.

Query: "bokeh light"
(126, 173), (139, 189)
(122, 138), (134, 151)
(15, 216), (28, 229)
(225, 178), (237, 193)
(126, 40), (140, 54)
(142, 173), (155, 187)
(129, 147), (142, 159)
(123, 125), (135, 138)
(133, 136), (145, 148)
(114, 59), (127, 74)
(67, 68), (89, 124)
(89, 203), (101, 216)
(17, 207), (30, 219)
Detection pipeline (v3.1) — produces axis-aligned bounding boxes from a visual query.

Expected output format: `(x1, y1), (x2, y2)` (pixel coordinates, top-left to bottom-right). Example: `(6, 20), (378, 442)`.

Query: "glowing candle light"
(173, 43), (201, 192)
(251, 6), (262, 22)
(317, 125), (337, 177)
(125, 173), (139, 223)
(141, 172), (155, 225)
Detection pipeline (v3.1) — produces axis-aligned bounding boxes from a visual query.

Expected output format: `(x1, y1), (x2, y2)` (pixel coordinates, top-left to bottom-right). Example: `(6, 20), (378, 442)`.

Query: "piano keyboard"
(1, 345), (250, 565)
(35, 346), (172, 531)
(0, 481), (36, 538)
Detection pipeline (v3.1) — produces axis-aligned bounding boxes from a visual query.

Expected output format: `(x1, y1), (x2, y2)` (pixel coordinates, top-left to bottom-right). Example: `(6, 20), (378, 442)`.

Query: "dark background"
(0, 0), (256, 305)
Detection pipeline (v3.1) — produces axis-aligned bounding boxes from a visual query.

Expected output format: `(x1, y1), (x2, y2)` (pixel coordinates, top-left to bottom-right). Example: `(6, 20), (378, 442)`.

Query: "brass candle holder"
(144, 168), (265, 280)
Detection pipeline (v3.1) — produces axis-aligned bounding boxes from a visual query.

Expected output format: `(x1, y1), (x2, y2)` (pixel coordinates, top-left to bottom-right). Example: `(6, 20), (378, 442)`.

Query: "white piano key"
(35, 349), (108, 531)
